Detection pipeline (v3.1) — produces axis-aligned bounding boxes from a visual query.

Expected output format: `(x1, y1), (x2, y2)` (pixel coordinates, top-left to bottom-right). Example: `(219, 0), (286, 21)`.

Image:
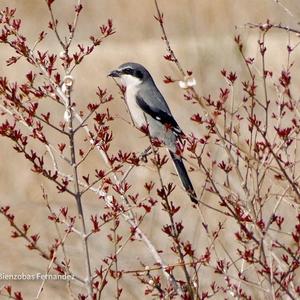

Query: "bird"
(108, 62), (198, 204)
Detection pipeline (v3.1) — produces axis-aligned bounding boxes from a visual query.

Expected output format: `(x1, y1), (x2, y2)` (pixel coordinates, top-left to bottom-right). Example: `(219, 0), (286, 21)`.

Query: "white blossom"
(178, 76), (196, 89)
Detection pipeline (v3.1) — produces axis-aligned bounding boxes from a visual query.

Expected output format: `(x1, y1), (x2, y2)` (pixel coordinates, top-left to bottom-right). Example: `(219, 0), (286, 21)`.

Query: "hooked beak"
(108, 69), (121, 77)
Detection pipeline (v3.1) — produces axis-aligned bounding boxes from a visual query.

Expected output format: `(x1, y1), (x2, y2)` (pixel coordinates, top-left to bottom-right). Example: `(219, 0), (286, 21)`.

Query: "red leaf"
(163, 75), (175, 84)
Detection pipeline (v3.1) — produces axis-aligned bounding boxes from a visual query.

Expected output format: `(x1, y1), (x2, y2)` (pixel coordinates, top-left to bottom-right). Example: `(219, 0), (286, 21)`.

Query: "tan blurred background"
(1, 0), (300, 299)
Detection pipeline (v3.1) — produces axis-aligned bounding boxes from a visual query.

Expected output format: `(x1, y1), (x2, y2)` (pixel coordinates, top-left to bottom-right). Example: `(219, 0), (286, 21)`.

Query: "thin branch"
(65, 82), (93, 297)
(247, 22), (300, 35)
(45, 0), (65, 49)
(66, 0), (82, 48)
(154, 0), (185, 77)
(35, 228), (70, 299)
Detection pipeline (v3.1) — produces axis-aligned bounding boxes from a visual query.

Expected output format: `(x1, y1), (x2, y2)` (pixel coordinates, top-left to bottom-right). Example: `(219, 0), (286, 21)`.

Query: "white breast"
(121, 74), (146, 128)
(125, 85), (146, 128)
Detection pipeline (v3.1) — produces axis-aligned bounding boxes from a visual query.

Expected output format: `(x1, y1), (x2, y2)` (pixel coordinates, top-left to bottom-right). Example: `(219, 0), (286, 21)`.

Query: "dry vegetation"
(0, 1), (300, 299)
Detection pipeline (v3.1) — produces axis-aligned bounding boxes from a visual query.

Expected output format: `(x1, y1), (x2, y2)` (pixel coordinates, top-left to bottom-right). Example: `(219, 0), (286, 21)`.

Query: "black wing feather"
(136, 95), (182, 136)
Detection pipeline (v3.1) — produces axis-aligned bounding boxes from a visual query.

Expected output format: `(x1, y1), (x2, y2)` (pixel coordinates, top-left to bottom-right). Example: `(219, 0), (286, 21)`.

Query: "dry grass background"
(1, 0), (300, 299)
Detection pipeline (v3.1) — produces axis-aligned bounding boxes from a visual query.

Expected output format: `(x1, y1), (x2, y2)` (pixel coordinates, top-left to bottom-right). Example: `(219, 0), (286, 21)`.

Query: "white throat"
(120, 74), (142, 88)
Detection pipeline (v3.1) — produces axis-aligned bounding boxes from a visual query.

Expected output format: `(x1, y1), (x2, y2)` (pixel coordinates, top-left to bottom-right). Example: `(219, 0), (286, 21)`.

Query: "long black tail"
(169, 150), (198, 204)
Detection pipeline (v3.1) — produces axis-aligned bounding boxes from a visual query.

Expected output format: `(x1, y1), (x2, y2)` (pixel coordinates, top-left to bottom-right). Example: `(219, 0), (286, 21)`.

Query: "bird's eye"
(122, 68), (132, 75)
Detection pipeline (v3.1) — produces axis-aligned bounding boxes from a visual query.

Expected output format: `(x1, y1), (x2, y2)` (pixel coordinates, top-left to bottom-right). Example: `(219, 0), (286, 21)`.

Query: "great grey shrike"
(109, 62), (197, 204)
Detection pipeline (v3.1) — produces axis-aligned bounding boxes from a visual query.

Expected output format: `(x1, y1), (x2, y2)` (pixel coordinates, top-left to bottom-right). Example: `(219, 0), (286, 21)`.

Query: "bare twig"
(247, 22), (300, 35)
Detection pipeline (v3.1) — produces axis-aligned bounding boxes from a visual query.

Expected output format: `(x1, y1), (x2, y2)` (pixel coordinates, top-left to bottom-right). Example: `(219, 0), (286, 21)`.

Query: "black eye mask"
(121, 68), (143, 80)
(122, 68), (133, 75)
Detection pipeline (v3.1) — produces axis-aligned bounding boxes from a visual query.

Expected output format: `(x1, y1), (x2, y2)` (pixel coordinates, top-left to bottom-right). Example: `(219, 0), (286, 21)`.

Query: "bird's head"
(108, 62), (152, 88)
